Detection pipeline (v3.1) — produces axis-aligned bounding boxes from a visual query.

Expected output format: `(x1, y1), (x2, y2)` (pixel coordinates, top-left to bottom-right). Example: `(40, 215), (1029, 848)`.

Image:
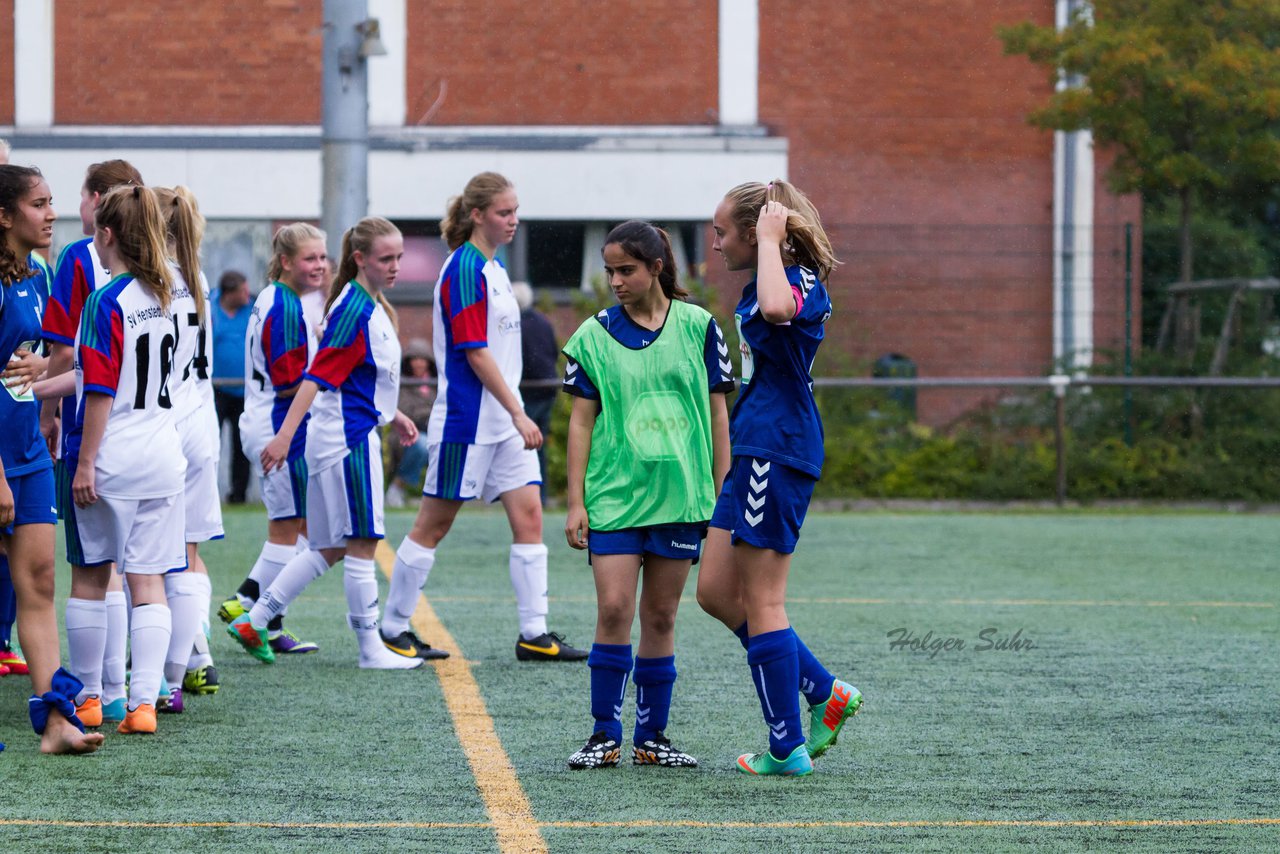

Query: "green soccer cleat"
(217, 596), (248, 624)
(737, 744), (814, 777)
(227, 614), (274, 663)
(183, 665), (220, 695)
(806, 679), (863, 759)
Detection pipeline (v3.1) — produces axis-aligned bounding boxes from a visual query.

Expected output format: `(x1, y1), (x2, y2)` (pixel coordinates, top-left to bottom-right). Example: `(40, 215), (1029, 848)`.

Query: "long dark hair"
(603, 220), (687, 300)
(0, 165), (44, 285)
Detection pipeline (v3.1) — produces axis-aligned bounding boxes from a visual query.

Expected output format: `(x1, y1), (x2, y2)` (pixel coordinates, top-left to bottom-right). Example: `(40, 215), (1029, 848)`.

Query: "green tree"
(1000, 0), (1280, 284)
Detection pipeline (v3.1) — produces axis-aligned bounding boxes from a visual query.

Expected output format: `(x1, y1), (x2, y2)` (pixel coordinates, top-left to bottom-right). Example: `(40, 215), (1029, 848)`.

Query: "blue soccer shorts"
(709, 456), (816, 554)
(588, 522), (707, 563)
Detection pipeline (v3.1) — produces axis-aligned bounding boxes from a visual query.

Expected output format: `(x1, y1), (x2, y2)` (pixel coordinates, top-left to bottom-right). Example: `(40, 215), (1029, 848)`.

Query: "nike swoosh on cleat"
(385, 644), (417, 657)
(518, 640), (560, 656)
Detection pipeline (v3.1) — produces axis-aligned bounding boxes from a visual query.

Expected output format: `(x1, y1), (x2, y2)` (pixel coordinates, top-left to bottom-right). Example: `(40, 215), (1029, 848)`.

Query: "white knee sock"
(164, 573), (209, 686)
(343, 555), (381, 651)
(65, 597), (107, 703)
(128, 603), (171, 709)
(509, 543), (549, 640)
(247, 541), (296, 589)
(295, 533), (310, 554)
(102, 590), (128, 704)
(381, 538), (435, 638)
(249, 549), (329, 630)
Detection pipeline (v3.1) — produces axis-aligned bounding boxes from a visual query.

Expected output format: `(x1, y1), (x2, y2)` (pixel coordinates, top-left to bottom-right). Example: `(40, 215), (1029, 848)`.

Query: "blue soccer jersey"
(561, 303), (735, 400)
(304, 282), (400, 472)
(0, 256), (53, 477)
(729, 265), (831, 478)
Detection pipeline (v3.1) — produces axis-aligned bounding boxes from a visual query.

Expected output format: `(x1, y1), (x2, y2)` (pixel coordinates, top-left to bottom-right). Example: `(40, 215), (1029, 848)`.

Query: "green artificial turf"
(4, 508), (1277, 853)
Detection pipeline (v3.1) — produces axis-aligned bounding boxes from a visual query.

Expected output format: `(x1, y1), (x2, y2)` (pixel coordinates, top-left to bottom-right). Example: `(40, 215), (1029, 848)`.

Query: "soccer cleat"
(0, 663), (9, 677)
(158, 687), (184, 714)
(117, 703), (158, 735)
(0, 644), (28, 675)
(633, 732), (698, 767)
(568, 732), (621, 769)
(76, 696), (104, 728)
(102, 698), (127, 722)
(269, 629), (320, 655)
(217, 596), (247, 624)
(737, 744), (814, 777)
(806, 680), (863, 759)
(358, 647), (426, 670)
(227, 614), (275, 663)
(515, 631), (589, 662)
(382, 629), (450, 660)
(183, 665), (220, 695)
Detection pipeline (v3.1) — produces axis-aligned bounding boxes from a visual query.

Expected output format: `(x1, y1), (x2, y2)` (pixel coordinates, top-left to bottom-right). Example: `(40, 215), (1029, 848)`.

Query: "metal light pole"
(321, 0), (373, 258)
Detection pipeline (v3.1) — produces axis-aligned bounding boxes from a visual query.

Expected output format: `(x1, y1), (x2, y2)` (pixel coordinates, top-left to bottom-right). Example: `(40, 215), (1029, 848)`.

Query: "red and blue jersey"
(0, 256), (53, 477)
(304, 281), (400, 472)
(73, 274), (185, 498)
(44, 238), (111, 460)
(426, 243), (522, 445)
(242, 283), (312, 462)
(730, 265), (831, 478)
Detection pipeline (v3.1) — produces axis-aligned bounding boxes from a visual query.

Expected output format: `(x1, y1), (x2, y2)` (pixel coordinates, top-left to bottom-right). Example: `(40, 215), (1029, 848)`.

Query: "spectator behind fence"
(513, 281), (558, 497)
(212, 270), (253, 503)
(385, 339), (435, 508)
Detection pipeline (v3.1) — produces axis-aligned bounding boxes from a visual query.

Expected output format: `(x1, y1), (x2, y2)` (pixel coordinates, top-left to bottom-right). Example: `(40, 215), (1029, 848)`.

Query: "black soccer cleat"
(382, 629), (450, 660)
(515, 631), (588, 662)
(568, 732), (621, 769)
(633, 732), (698, 768)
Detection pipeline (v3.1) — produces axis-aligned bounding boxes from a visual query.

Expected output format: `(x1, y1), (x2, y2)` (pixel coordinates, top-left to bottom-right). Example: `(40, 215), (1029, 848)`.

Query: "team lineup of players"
(0, 160), (861, 775)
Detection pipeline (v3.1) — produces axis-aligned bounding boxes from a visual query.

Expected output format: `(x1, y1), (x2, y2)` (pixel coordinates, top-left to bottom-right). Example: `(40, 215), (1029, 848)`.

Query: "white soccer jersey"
(74, 274), (186, 499)
(303, 281), (401, 472)
(426, 244), (522, 446)
(169, 266), (212, 423)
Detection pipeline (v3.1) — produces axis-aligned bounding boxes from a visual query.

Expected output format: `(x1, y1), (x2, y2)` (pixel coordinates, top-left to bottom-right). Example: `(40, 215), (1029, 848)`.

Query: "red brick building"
(2, 0), (1138, 422)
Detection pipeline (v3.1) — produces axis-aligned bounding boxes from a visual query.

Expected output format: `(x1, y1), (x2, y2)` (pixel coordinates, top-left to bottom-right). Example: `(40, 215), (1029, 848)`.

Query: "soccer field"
(4, 508), (1278, 853)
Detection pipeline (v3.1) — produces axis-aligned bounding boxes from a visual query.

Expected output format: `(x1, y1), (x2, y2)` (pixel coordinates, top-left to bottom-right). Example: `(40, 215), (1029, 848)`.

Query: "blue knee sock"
(0, 554), (14, 649)
(632, 655), (676, 744)
(747, 628), (804, 760)
(587, 643), (632, 743)
(736, 621), (835, 707)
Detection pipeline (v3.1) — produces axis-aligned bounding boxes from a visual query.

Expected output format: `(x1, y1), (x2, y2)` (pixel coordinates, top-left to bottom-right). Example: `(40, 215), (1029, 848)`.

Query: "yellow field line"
(3, 817), (1277, 830)
(375, 542), (548, 854)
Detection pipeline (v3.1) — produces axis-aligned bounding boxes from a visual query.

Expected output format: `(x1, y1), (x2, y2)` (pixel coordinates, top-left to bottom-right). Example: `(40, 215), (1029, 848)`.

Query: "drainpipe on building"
(1053, 0), (1095, 371)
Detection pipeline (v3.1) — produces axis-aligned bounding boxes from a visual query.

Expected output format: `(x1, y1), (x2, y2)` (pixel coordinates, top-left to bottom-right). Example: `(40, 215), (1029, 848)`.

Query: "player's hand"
(392, 410), (419, 447)
(513, 412), (542, 450)
(3, 348), (46, 395)
(72, 466), (97, 509)
(0, 477), (13, 527)
(755, 200), (791, 247)
(261, 434), (289, 474)
(40, 410), (59, 458)
(564, 504), (589, 550)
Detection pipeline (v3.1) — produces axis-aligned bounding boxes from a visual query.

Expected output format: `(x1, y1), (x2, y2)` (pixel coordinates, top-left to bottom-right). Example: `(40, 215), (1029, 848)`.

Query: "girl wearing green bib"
(563, 221), (733, 769)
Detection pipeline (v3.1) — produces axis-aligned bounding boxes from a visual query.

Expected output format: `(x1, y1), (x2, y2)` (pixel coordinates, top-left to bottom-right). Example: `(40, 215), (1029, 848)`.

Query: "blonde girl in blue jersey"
(562, 221), (733, 769)
(227, 216), (423, 670)
(0, 164), (102, 753)
(697, 180), (861, 776)
(73, 185), (187, 736)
